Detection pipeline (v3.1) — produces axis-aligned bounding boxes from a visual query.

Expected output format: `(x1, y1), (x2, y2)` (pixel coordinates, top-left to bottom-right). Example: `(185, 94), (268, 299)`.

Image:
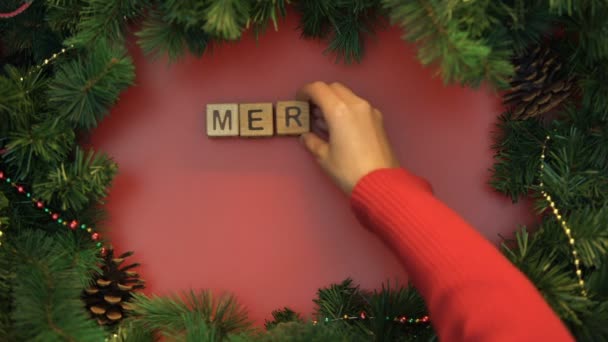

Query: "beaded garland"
(0, 1), (32, 19)
(312, 312), (430, 326)
(0, 170), (106, 255)
(18, 45), (74, 81)
(539, 135), (586, 296)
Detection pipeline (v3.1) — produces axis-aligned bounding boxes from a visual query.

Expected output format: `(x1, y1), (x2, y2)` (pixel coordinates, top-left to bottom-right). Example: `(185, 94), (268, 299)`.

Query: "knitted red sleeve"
(351, 168), (573, 342)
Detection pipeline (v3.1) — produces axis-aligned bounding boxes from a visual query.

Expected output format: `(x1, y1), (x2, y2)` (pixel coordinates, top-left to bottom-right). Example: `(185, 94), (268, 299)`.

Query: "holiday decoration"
(503, 45), (575, 119)
(206, 101), (310, 137)
(0, 1), (32, 19)
(1, 0), (607, 341)
(83, 247), (145, 326)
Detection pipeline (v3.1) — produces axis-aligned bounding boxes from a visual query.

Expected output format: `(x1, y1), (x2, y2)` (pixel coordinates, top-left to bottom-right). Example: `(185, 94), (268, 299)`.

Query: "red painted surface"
(90, 13), (534, 324)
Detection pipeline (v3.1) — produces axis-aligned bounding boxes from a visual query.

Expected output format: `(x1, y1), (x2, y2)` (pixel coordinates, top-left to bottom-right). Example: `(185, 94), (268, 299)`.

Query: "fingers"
(300, 132), (329, 163)
(296, 82), (341, 113)
(328, 82), (364, 103)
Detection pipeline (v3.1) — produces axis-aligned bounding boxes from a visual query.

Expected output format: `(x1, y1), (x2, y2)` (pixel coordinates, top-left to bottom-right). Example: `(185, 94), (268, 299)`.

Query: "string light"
(0, 170), (105, 254)
(19, 45), (75, 81)
(539, 135), (586, 296)
(312, 312), (430, 326)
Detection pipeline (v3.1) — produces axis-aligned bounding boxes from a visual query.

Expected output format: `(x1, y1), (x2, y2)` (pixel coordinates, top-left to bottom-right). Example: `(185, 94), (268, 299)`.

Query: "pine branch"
(249, 0), (289, 35)
(136, 8), (210, 62)
(296, 0), (337, 39)
(502, 228), (593, 325)
(366, 282), (432, 341)
(47, 40), (134, 129)
(541, 126), (608, 207)
(46, 0), (87, 35)
(202, 0), (250, 40)
(33, 148), (117, 211)
(490, 115), (546, 201)
(264, 307), (302, 330)
(313, 278), (367, 320)
(128, 290), (251, 339)
(9, 230), (104, 342)
(383, 0), (514, 87)
(258, 321), (366, 342)
(69, 0), (150, 46)
(4, 118), (75, 181)
(0, 235), (15, 341)
(161, 0), (208, 28)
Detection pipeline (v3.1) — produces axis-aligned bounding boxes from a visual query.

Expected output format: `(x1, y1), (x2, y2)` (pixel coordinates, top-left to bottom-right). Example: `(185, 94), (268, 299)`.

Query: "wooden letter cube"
(206, 103), (239, 137)
(275, 101), (310, 135)
(239, 103), (274, 137)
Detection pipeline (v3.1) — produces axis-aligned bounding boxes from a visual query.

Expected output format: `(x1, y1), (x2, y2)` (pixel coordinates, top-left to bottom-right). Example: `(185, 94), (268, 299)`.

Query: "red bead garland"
(1, 169), (104, 253)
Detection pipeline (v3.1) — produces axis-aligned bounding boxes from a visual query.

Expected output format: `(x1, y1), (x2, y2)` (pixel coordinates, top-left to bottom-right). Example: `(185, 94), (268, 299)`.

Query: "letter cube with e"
(276, 101), (310, 135)
(206, 104), (239, 137)
(239, 103), (274, 137)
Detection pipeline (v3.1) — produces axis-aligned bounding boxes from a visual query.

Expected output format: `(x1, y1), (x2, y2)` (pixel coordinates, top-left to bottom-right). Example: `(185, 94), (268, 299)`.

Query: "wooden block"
(276, 101), (310, 135)
(206, 103), (239, 137)
(239, 103), (274, 137)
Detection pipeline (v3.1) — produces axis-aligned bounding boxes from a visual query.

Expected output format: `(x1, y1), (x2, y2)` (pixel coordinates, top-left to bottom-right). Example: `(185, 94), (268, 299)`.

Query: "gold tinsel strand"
(539, 135), (586, 296)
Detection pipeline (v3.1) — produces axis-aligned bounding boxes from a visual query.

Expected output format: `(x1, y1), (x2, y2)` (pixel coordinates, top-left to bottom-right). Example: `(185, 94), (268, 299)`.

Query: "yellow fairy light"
(540, 135), (586, 296)
(20, 46), (74, 81)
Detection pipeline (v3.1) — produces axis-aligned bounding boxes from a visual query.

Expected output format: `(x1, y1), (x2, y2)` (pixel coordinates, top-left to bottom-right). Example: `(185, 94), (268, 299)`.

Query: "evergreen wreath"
(1, 0), (607, 341)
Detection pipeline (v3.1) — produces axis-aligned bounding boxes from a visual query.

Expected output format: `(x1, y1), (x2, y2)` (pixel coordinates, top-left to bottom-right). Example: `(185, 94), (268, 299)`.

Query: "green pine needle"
(136, 9), (210, 62)
(9, 230), (103, 342)
(203, 0), (251, 40)
(47, 40), (134, 129)
(33, 148), (117, 211)
(128, 290), (252, 339)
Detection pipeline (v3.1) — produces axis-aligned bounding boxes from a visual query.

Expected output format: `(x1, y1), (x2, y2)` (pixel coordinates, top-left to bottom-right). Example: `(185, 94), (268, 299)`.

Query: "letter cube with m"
(206, 104), (239, 137)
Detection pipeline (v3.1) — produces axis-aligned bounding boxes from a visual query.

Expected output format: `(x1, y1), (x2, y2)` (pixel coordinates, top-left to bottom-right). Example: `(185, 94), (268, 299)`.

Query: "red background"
(90, 13), (533, 324)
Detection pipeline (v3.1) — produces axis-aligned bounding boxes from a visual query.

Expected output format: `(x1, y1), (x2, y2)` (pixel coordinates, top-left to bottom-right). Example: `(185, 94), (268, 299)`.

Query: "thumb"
(300, 132), (329, 162)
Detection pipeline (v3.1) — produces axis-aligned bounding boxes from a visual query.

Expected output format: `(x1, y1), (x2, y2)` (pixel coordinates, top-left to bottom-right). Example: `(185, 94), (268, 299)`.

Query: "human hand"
(297, 82), (400, 194)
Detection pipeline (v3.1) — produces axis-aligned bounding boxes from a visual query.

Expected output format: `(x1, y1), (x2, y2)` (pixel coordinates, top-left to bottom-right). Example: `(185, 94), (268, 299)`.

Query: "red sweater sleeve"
(350, 168), (573, 342)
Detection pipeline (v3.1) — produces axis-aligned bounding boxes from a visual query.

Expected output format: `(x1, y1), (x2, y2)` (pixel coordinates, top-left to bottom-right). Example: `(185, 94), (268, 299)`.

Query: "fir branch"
(258, 321), (366, 342)
(161, 0), (208, 28)
(128, 290), (251, 339)
(264, 307), (302, 330)
(383, 0), (513, 87)
(69, 0), (149, 46)
(249, 0), (289, 35)
(46, 0), (87, 35)
(366, 282), (431, 341)
(573, 300), (608, 341)
(313, 278), (366, 320)
(502, 228), (593, 325)
(33, 148), (117, 211)
(0, 236), (15, 341)
(587, 257), (608, 300)
(296, 0), (337, 39)
(325, 10), (371, 64)
(541, 126), (608, 207)
(136, 9), (210, 62)
(490, 115), (546, 201)
(202, 0), (250, 40)
(9, 230), (104, 342)
(48, 40), (134, 129)
(4, 118), (75, 180)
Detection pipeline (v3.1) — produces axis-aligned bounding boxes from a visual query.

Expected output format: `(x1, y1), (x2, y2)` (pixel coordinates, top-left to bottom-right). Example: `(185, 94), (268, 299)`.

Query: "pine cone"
(82, 247), (145, 326)
(504, 45), (575, 119)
